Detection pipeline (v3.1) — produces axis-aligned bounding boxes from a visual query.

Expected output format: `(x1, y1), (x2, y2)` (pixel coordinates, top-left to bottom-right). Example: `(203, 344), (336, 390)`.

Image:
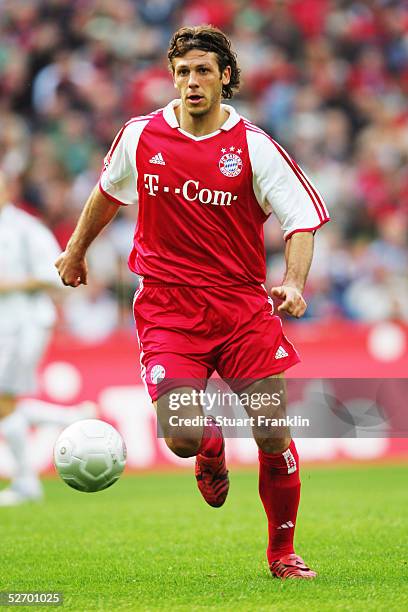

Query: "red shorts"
(133, 282), (300, 401)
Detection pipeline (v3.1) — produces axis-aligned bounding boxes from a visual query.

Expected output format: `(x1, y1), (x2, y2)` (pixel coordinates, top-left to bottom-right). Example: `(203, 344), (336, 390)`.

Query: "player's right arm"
(56, 118), (143, 287)
(55, 186), (120, 287)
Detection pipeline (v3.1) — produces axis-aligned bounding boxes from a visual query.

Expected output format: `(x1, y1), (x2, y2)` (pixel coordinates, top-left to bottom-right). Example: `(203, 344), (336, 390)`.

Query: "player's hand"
(271, 284), (307, 318)
(55, 251), (88, 287)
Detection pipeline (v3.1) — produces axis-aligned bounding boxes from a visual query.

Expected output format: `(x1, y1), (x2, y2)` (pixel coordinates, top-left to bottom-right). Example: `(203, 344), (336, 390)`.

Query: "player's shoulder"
(241, 117), (276, 147)
(123, 108), (163, 131)
(112, 108), (164, 150)
(240, 117), (286, 168)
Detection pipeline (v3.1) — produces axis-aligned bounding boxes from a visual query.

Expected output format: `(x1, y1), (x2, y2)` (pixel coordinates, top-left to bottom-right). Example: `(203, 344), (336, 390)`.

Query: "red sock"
(198, 419), (223, 458)
(258, 440), (301, 564)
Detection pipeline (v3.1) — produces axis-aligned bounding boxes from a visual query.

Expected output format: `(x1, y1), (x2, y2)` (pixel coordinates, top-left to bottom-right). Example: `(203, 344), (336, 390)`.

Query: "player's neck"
(176, 104), (229, 137)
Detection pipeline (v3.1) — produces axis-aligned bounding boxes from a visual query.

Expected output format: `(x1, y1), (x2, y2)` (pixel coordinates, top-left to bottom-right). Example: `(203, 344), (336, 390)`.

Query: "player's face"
(172, 50), (231, 117)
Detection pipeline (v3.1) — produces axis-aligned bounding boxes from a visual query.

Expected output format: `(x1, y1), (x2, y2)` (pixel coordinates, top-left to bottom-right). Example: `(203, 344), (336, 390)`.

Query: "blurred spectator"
(0, 0), (407, 334)
(62, 280), (120, 342)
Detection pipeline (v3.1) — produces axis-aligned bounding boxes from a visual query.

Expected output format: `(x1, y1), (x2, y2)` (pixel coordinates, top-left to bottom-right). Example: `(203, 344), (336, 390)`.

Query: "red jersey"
(99, 100), (329, 286)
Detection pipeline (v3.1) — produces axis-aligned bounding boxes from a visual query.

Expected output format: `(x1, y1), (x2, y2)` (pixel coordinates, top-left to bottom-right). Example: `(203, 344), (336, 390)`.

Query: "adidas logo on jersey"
(149, 152), (165, 165)
(275, 346), (288, 359)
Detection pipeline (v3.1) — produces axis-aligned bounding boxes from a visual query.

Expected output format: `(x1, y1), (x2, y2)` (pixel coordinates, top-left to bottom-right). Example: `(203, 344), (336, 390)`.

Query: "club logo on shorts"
(150, 364), (166, 385)
(219, 150), (243, 177)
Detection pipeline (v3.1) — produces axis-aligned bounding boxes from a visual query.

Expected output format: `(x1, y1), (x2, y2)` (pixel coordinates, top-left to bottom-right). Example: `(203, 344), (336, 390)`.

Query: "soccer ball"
(54, 419), (127, 493)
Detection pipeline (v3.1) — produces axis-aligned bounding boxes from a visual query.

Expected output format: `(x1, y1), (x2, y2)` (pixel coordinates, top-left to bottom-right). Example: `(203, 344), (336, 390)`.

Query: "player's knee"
(255, 436), (291, 455)
(165, 436), (201, 458)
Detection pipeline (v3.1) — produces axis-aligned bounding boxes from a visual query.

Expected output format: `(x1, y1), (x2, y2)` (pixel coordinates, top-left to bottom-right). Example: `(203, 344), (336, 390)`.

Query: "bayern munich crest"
(219, 148), (243, 177)
(151, 364), (166, 385)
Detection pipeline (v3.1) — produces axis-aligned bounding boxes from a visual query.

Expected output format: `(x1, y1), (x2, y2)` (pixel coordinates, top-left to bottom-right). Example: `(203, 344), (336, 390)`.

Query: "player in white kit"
(0, 172), (96, 506)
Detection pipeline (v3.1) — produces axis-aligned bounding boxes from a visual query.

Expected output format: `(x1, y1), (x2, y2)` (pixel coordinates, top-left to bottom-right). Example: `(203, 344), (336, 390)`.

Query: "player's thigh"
(239, 373), (287, 416)
(154, 386), (206, 442)
(139, 347), (211, 448)
(134, 284), (215, 399)
(238, 374), (291, 444)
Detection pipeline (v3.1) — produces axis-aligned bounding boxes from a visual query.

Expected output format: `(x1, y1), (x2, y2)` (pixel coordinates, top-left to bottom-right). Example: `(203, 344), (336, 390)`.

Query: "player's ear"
(222, 66), (231, 86)
(169, 63), (177, 89)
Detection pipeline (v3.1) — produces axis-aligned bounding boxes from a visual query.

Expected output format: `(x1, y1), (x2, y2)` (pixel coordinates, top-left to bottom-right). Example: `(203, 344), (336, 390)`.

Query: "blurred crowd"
(1, 0), (408, 340)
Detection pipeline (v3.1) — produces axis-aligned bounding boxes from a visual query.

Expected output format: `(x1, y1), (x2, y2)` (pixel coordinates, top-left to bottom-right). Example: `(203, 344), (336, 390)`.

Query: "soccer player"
(56, 26), (329, 578)
(0, 171), (96, 506)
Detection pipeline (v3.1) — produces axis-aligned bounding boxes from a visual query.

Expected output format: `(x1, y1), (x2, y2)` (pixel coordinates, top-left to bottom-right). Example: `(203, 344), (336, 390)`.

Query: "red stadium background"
(1, 320), (406, 477)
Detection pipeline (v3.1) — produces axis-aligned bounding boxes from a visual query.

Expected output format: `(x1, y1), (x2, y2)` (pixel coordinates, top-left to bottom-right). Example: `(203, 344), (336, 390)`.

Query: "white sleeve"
(99, 119), (149, 206)
(247, 130), (330, 239)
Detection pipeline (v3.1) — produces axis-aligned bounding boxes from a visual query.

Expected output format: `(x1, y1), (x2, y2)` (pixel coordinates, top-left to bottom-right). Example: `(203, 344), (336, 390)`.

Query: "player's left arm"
(246, 129), (329, 319)
(271, 231), (314, 318)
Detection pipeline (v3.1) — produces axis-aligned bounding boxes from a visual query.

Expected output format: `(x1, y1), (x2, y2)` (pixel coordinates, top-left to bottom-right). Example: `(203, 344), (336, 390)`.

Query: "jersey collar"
(163, 99), (241, 133)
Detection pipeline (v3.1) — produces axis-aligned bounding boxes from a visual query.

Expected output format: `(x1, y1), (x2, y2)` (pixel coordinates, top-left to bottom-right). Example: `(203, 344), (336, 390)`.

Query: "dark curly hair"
(167, 25), (241, 99)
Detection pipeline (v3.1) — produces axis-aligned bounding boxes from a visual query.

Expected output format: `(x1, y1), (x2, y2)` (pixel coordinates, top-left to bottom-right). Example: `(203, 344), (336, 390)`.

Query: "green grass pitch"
(0, 464), (407, 611)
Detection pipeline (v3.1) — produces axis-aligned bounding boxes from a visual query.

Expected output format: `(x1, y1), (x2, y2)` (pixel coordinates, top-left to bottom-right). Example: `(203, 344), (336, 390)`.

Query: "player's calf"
(255, 435), (292, 455)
